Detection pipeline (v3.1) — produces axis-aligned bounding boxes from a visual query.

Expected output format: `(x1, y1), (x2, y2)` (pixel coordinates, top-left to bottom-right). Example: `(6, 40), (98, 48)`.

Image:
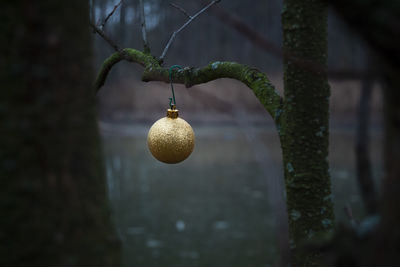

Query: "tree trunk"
(0, 2), (121, 267)
(355, 74), (377, 215)
(375, 66), (400, 267)
(93, 1), (337, 266)
(281, 0), (334, 265)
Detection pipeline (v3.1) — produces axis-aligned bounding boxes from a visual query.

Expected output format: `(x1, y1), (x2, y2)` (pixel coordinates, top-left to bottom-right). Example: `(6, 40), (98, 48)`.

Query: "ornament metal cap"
(167, 105), (179, 119)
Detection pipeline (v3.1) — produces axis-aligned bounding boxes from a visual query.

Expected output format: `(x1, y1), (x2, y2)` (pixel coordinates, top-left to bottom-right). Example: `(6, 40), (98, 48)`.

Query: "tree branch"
(207, 3), (282, 58)
(94, 48), (156, 90)
(95, 48), (282, 123)
(89, 21), (121, 52)
(170, 3), (192, 19)
(207, 1), (376, 81)
(100, 0), (123, 29)
(92, 0), (282, 123)
(159, 0), (221, 62)
(139, 0), (150, 53)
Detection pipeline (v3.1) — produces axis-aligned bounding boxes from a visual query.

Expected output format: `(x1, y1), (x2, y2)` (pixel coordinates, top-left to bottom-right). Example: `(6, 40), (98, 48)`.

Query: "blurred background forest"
(93, 0), (383, 266)
(96, 0), (381, 124)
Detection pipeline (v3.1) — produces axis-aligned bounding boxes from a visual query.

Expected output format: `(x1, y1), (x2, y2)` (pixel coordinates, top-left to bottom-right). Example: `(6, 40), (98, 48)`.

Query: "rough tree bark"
(281, 1), (334, 265)
(92, 1), (334, 266)
(0, 1), (120, 267)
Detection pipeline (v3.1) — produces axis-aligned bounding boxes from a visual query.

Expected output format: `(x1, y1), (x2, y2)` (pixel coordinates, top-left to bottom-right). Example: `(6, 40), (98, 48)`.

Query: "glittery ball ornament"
(147, 107), (195, 164)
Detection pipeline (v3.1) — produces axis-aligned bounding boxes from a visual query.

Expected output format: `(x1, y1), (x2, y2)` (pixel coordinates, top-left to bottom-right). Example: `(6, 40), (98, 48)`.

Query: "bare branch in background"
(100, 0), (123, 29)
(139, 0), (150, 53)
(206, 1), (376, 81)
(90, 0), (127, 54)
(206, 3), (282, 58)
(170, 3), (192, 19)
(90, 21), (122, 52)
(159, 0), (221, 62)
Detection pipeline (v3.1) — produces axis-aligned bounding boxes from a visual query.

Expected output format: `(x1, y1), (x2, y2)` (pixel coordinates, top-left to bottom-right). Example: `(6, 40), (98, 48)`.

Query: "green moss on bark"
(281, 0), (334, 266)
(97, 53), (282, 120)
(94, 3), (335, 265)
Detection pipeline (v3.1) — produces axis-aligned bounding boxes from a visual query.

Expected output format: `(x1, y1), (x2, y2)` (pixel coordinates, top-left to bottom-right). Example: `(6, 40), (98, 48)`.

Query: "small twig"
(139, 0), (150, 53)
(170, 3), (192, 19)
(100, 0), (123, 29)
(160, 0), (221, 61)
(90, 21), (121, 52)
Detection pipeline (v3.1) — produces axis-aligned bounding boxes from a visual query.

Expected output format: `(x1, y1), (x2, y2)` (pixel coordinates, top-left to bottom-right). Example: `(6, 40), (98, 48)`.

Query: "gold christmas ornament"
(147, 106), (195, 164)
(147, 65), (194, 164)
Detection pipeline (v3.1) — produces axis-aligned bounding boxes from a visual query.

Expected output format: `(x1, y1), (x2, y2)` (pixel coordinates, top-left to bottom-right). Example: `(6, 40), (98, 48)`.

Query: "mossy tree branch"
(93, 1), (334, 266)
(95, 48), (283, 123)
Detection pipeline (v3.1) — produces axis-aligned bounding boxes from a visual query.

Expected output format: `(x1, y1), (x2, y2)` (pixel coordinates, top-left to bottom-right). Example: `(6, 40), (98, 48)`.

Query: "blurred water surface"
(101, 121), (383, 267)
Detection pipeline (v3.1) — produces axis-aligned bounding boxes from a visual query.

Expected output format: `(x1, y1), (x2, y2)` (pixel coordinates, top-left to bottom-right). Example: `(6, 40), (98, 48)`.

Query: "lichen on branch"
(95, 48), (282, 123)
(94, 48), (157, 90)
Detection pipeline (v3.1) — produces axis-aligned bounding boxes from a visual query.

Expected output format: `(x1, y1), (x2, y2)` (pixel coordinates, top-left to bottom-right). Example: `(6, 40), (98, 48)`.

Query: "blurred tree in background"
(0, 1), (120, 267)
(319, 1), (400, 266)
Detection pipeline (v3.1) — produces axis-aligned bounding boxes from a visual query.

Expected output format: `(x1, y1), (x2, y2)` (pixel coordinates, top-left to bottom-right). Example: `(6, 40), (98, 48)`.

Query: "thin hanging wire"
(169, 65), (182, 109)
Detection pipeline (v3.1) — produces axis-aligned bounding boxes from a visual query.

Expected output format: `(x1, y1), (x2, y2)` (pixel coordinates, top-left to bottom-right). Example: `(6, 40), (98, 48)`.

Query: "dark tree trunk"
(281, 0), (334, 265)
(326, 0), (400, 71)
(319, 1), (400, 266)
(375, 66), (400, 267)
(0, 2), (121, 267)
(355, 74), (377, 215)
(90, 0), (96, 23)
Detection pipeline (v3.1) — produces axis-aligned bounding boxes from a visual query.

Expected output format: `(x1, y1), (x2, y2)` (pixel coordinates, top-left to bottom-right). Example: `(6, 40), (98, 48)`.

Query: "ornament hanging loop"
(169, 65), (182, 109)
